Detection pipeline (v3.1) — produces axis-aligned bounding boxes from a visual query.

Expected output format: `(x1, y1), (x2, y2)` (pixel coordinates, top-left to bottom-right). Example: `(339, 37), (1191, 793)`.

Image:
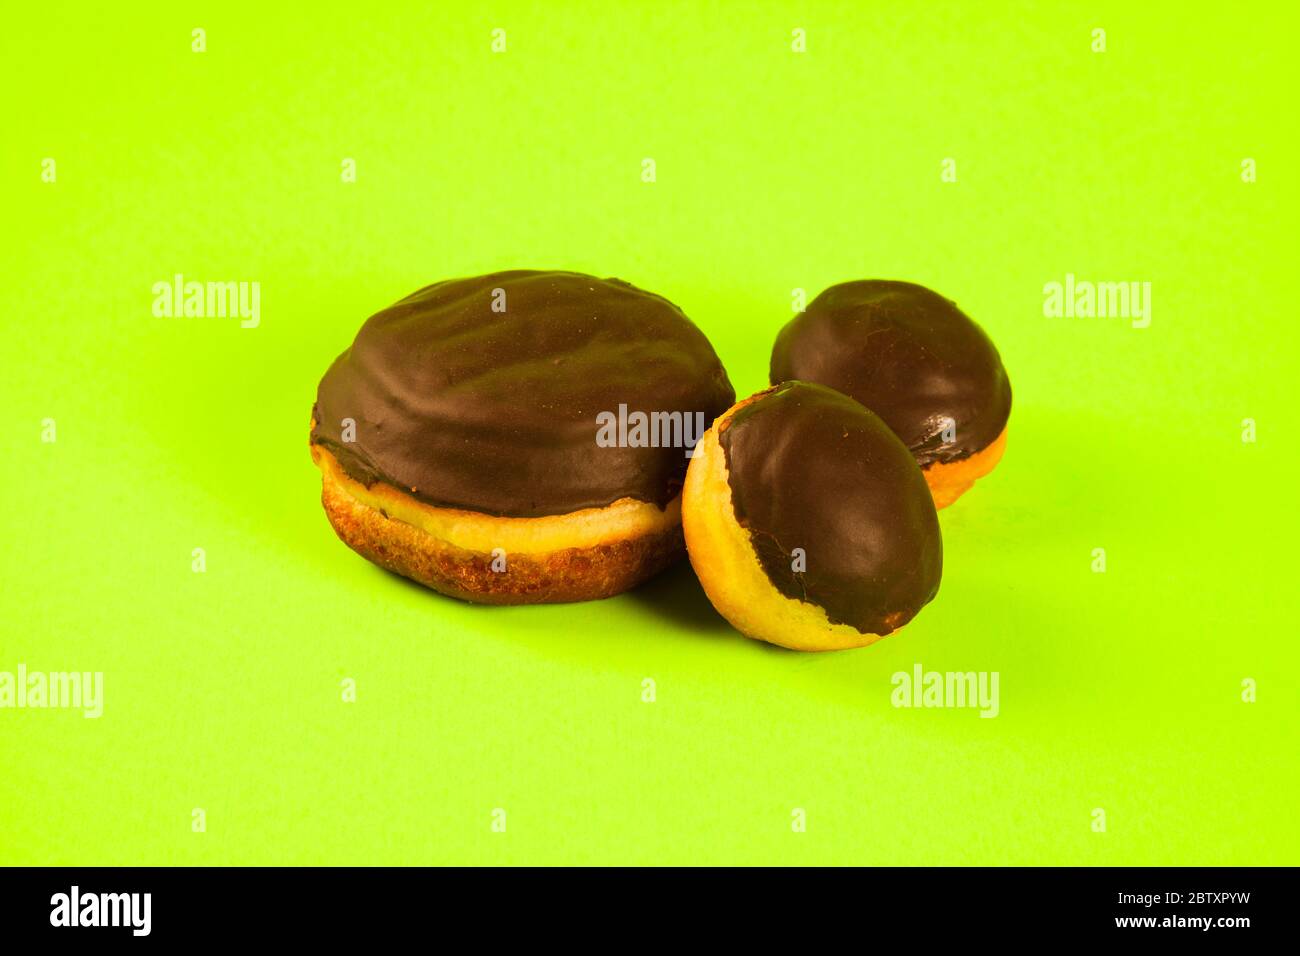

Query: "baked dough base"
(922, 427), (1008, 509)
(311, 444), (684, 604)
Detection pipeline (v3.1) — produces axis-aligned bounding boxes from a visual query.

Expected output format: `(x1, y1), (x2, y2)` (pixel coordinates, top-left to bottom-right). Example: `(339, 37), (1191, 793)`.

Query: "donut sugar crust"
(309, 270), (734, 602)
(683, 383), (943, 651)
(770, 280), (1011, 507)
(313, 444), (685, 604)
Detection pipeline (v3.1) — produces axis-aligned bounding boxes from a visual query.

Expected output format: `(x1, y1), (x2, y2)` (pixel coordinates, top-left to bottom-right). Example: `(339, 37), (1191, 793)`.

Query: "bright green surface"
(3, 2), (1297, 865)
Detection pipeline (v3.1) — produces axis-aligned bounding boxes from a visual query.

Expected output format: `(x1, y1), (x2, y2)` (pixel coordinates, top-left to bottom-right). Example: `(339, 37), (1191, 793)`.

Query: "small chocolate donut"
(771, 280), (1011, 507)
(682, 382), (942, 651)
(310, 270), (735, 603)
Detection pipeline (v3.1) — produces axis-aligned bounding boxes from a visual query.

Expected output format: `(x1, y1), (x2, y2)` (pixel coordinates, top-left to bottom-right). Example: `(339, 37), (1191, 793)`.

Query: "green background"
(3, 1), (1297, 865)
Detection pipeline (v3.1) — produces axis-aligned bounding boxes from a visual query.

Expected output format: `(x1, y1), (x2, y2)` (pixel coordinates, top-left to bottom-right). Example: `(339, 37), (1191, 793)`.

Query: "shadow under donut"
(622, 559), (736, 637)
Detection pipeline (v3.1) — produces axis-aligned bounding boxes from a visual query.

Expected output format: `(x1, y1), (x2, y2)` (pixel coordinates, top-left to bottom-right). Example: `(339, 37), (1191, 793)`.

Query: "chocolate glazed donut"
(771, 280), (1011, 507)
(682, 382), (942, 651)
(310, 270), (735, 603)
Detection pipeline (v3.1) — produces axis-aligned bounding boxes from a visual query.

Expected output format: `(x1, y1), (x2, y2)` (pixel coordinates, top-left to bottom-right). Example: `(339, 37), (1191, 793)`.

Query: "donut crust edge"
(922, 427), (1008, 509)
(312, 444), (685, 605)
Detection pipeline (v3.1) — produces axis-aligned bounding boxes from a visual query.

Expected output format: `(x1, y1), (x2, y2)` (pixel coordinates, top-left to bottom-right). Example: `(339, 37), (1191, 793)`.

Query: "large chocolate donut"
(771, 280), (1011, 507)
(310, 270), (735, 603)
(682, 382), (942, 650)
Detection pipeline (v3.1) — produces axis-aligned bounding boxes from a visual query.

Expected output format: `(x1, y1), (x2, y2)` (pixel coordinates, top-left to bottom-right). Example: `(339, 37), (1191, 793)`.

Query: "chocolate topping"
(718, 382), (942, 635)
(311, 271), (734, 518)
(770, 281), (1011, 466)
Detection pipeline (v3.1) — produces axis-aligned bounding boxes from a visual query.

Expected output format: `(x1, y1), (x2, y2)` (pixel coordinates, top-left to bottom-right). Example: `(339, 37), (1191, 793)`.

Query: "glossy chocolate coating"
(770, 281), (1011, 466)
(312, 271), (735, 518)
(719, 382), (942, 635)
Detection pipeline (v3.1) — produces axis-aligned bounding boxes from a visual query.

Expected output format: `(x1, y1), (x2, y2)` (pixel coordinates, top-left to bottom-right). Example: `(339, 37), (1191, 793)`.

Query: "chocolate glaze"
(719, 382), (942, 635)
(770, 281), (1011, 466)
(312, 271), (735, 518)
